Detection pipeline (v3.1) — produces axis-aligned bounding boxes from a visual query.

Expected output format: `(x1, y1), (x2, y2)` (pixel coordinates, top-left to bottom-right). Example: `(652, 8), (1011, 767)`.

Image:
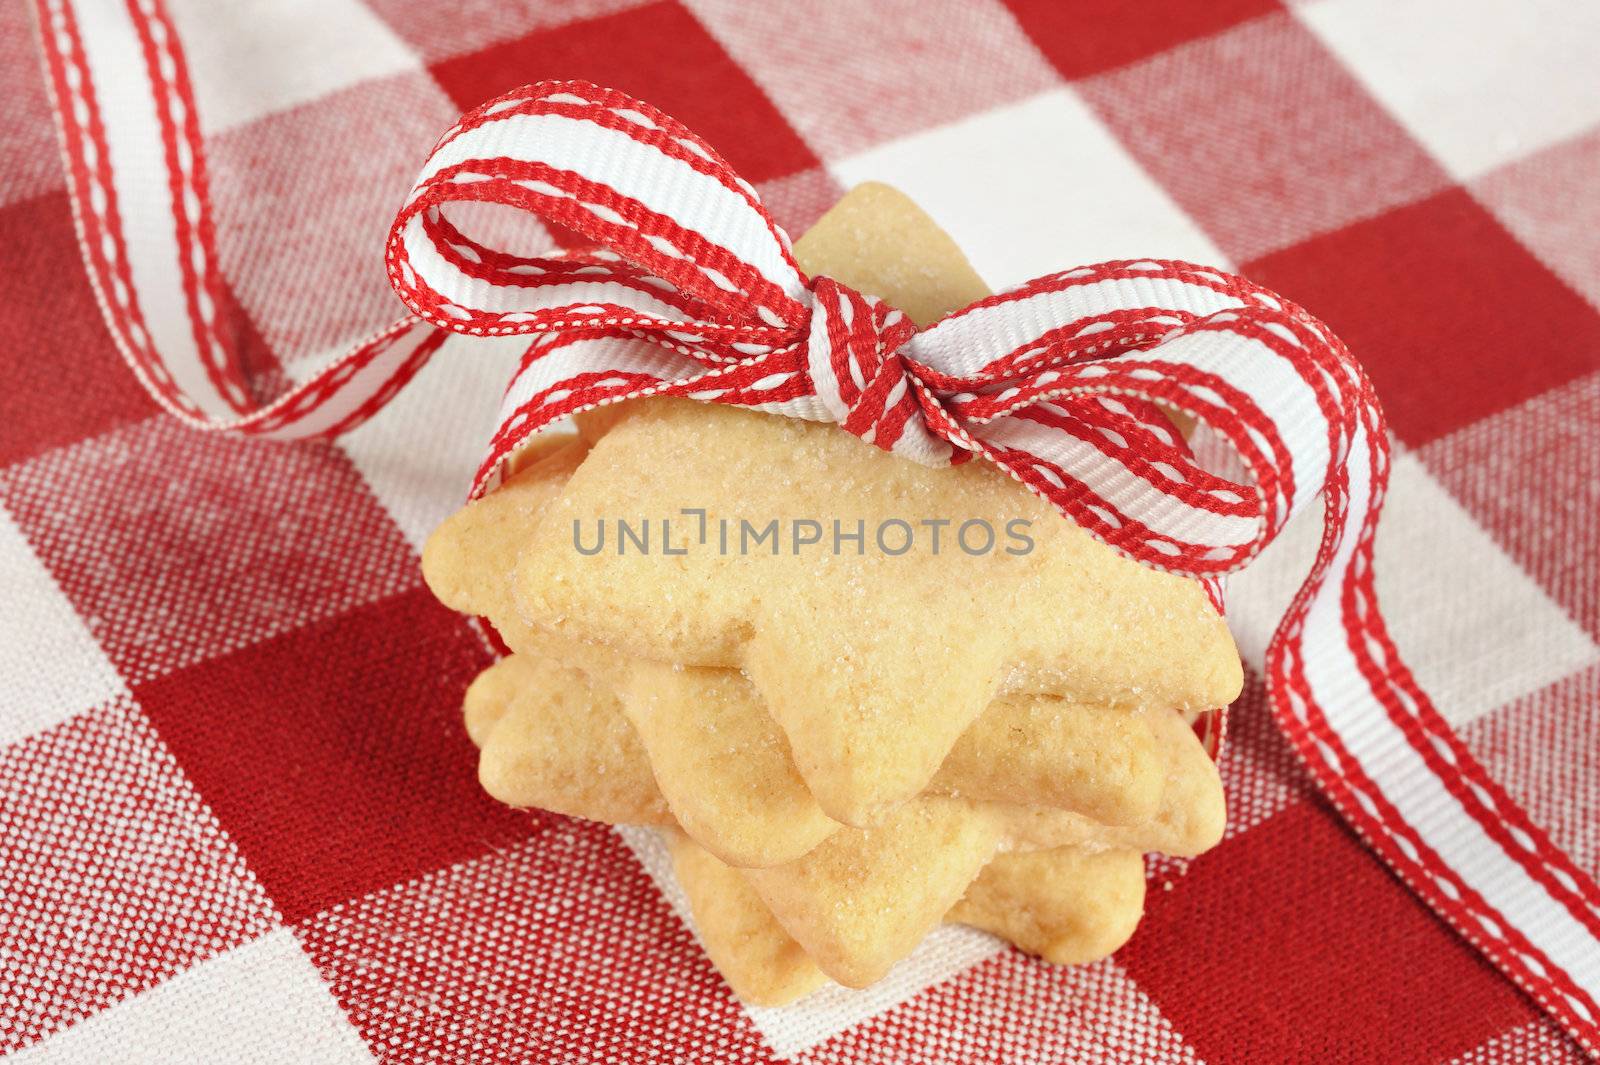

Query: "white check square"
(1298, 0), (1600, 180)
(0, 504), (125, 748)
(11, 930), (374, 1064)
(1226, 452), (1599, 729)
(831, 88), (1228, 290)
(166, 0), (421, 134)
(337, 333), (535, 549)
(615, 825), (1005, 1060)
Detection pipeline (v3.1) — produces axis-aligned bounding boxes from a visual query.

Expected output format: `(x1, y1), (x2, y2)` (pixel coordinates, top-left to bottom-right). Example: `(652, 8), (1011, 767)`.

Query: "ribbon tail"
(36, 0), (446, 440)
(1268, 416), (1600, 1053)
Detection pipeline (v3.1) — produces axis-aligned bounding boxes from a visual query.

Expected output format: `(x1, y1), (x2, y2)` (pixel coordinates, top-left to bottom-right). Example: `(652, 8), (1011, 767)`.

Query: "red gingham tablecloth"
(3, 1), (1599, 1061)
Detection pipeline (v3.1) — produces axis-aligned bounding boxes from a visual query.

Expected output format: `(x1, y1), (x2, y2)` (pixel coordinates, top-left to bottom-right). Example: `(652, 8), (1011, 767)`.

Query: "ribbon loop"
(389, 81), (809, 361)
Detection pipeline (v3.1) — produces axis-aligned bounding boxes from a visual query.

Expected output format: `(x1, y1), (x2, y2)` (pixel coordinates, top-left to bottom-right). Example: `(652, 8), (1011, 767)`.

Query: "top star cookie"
(505, 186), (1242, 826)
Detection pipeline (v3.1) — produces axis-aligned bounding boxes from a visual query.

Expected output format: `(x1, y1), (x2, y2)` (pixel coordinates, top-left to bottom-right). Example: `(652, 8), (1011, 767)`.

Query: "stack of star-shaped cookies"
(421, 185), (1243, 1004)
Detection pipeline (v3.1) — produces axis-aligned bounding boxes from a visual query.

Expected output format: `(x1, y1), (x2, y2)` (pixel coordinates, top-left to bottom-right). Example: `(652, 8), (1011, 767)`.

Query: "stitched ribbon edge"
(28, 0), (1600, 1052)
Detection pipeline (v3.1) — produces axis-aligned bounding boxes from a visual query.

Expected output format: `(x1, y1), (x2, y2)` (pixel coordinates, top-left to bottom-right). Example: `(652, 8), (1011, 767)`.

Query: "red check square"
(1243, 189), (1600, 445)
(1079, 13), (1449, 263)
(133, 588), (531, 923)
(0, 418), (420, 683)
(0, 193), (157, 467)
(428, 1), (818, 184)
(1003, 0), (1279, 80)
(1118, 799), (1544, 1064)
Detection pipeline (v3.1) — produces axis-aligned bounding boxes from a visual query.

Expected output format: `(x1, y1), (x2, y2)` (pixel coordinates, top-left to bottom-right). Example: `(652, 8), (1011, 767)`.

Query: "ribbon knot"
(803, 276), (947, 462)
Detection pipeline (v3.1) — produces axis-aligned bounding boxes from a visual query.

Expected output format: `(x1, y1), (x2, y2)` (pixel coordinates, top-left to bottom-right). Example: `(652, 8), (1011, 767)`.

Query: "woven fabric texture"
(2, 1), (1598, 1061)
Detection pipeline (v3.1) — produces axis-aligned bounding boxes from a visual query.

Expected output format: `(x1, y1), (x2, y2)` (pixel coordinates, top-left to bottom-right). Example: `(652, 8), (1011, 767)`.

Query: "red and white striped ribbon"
(33, 0), (1600, 1051)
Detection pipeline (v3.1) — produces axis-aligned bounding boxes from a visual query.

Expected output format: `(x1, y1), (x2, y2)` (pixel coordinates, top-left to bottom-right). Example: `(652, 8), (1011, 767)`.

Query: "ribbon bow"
(387, 82), (1348, 586)
(36, 22), (1600, 1042)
